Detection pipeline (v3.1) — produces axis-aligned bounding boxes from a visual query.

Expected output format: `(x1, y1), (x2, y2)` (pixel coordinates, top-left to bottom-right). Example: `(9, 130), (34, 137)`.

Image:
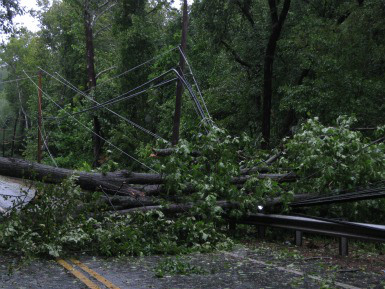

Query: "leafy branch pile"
(1, 117), (385, 258)
(0, 177), (232, 258)
(279, 116), (385, 221)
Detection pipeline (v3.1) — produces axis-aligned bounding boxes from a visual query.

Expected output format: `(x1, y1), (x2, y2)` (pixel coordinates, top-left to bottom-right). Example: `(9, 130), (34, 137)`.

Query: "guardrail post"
(339, 237), (348, 256)
(257, 225), (266, 239)
(295, 231), (303, 246)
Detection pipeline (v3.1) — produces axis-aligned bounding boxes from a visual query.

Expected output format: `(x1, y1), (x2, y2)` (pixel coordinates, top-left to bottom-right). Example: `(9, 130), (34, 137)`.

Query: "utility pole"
(83, 0), (103, 167)
(172, 0), (188, 145)
(37, 70), (43, 163)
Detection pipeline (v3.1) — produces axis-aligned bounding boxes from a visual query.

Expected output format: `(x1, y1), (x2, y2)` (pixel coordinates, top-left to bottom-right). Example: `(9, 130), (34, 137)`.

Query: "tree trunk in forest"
(281, 68), (310, 136)
(83, 0), (103, 167)
(261, 0), (291, 148)
(172, 0), (188, 145)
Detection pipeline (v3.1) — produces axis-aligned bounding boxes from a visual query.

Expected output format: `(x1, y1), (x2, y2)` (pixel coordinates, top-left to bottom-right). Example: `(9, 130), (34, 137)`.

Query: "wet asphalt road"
(1, 246), (382, 289)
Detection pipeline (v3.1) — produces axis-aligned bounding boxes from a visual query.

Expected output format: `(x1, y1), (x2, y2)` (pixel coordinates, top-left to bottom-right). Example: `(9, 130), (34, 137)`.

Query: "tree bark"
(172, 0), (188, 145)
(83, 0), (103, 167)
(261, 0), (291, 148)
(114, 200), (239, 215)
(0, 157), (297, 196)
(0, 157), (147, 196)
(102, 195), (160, 210)
(111, 193), (313, 214)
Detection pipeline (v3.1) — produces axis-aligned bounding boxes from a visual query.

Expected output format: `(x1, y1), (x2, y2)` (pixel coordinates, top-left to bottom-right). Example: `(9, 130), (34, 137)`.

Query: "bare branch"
(97, 0), (114, 11)
(147, 0), (168, 15)
(220, 40), (253, 70)
(92, 1), (117, 27)
(96, 66), (117, 79)
(93, 24), (112, 38)
(235, 0), (255, 28)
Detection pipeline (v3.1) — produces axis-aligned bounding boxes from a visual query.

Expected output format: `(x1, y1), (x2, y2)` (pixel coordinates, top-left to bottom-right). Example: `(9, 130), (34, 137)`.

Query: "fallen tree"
(0, 157), (304, 214)
(0, 157), (297, 195)
(109, 193), (313, 215)
(0, 157), (146, 195)
(113, 200), (239, 215)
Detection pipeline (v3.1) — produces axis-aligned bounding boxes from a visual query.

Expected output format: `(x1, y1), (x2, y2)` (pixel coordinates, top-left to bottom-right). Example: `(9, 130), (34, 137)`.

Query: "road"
(1, 244), (383, 289)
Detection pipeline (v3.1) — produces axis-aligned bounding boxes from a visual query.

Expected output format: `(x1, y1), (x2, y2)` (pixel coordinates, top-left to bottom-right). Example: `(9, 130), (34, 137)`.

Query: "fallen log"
(0, 157), (297, 200)
(111, 192), (314, 215)
(102, 195), (160, 209)
(124, 172), (298, 185)
(151, 148), (200, 157)
(113, 200), (239, 215)
(152, 149), (285, 175)
(0, 157), (147, 195)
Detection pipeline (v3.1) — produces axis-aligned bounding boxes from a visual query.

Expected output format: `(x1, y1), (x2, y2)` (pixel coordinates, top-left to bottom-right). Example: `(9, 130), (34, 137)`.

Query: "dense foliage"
(1, 0), (383, 165)
(0, 0), (384, 257)
(0, 177), (232, 258)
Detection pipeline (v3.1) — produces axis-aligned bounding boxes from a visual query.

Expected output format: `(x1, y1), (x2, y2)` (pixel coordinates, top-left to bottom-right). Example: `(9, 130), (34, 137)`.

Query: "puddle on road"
(0, 175), (36, 214)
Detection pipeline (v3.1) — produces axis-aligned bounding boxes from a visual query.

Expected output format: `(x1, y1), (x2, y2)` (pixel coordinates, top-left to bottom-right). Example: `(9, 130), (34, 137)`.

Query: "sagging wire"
(23, 70), (158, 174)
(40, 67), (168, 143)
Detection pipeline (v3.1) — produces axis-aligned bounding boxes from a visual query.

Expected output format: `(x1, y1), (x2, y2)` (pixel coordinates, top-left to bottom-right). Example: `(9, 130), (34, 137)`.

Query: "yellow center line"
(70, 258), (122, 289)
(56, 259), (101, 289)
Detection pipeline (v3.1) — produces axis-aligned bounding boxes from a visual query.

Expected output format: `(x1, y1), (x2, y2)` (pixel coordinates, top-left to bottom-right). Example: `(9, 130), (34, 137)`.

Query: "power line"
(23, 70), (158, 173)
(0, 74), (39, 85)
(170, 68), (210, 130)
(89, 46), (179, 92)
(45, 67), (211, 135)
(40, 116), (58, 167)
(39, 67), (168, 143)
(45, 77), (177, 120)
(177, 46), (213, 125)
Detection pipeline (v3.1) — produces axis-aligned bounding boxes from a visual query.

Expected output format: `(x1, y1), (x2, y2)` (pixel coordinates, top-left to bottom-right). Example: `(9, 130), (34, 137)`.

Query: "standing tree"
(261, 0), (291, 148)
(65, 0), (117, 167)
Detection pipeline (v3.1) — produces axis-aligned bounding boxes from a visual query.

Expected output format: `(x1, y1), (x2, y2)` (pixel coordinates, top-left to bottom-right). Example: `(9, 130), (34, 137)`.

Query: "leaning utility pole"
(83, 0), (103, 167)
(172, 0), (188, 145)
(37, 70), (43, 163)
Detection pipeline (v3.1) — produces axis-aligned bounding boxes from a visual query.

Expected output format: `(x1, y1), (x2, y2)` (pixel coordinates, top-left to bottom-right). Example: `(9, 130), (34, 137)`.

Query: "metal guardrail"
(233, 213), (385, 256)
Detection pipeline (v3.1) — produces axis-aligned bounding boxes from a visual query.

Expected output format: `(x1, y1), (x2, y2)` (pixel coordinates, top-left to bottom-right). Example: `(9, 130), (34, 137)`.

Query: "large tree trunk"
(0, 157), (297, 196)
(111, 193), (313, 215)
(114, 200), (239, 215)
(84, 0), (103, 167)
(261, 0), (291, 148)
(172, 0), (188, 145)
(0, 157), (146, 196)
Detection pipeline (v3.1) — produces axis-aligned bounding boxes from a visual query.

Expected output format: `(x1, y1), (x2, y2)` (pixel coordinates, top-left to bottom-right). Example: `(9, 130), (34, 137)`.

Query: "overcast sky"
(13, 0), (41, 33)
(12, 0), (193, 34)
